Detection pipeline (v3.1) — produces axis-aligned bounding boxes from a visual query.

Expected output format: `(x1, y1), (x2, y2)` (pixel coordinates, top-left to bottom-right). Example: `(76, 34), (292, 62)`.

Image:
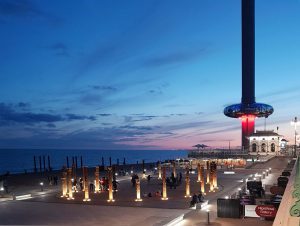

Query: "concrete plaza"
(0, 156), (290, 225)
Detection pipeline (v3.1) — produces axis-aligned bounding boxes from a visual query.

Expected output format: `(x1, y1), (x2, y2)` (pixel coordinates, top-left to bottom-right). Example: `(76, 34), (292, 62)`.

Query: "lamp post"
(291, 117), (300, 158)
(161, 166), (168, 200)
(158, 162), (162, 179)
(135, 179), (142, 202)
(107, 167), (115, 202)
(185, 167), (191, 198)
(207, 209), (210, 225)
(40, 182), (44, 192)
(61, 171), (67, 197)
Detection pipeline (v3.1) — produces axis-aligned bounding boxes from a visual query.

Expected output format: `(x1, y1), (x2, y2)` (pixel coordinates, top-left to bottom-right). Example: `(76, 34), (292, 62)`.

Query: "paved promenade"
(180, 156), (291, 226)
(0, 156), (291, 225)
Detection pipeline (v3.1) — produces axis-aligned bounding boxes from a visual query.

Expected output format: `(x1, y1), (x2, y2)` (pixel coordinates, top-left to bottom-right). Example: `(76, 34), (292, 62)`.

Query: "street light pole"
(291, 117), (300, 158)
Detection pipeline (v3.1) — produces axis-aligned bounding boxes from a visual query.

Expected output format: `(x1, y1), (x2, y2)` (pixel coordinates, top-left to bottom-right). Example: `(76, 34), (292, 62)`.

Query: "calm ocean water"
(0, 149), (188, 174)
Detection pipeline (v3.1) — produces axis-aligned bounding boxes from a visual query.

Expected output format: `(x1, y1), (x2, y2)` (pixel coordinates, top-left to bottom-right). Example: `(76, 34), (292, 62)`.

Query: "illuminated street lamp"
(185, 167), (191, 198)
(291, 117), (300, 157)
(135, 179), (142, 202)
(40, 182), (44, 192)
(161, 166), (168, 200)
(158, 164), (162, 179)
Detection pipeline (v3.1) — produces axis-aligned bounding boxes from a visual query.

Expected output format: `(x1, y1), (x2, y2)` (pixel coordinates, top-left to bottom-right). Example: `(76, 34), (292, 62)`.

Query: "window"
(252, 143), (257, 152)
(271, 143), (275, 152)
(261, 143), (266, 152)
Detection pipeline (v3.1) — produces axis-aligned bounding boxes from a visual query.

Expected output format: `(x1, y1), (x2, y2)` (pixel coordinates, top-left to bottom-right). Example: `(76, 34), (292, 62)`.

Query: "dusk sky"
(0, 0), (300, 150)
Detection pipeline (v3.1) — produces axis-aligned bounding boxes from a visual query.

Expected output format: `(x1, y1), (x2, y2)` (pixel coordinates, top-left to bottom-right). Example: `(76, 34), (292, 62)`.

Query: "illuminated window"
(271, 143), (275, 152)
(252, 143), (257, 152)
(261, 143), (266, 152)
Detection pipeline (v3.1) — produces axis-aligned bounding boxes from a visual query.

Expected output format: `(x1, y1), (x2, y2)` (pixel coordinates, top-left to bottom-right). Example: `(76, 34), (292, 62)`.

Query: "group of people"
(131, 174), (139, 187)
(143, 190), (162, 198)
(166, 172), (182, 189)
(70, 176), (119, 193)
(47, 175), (58, 185)
(190, 192), (205, 207)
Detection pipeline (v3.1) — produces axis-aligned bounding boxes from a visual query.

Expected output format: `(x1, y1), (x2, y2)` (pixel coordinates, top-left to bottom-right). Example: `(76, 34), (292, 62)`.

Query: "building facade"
(249, 130), (286, 155)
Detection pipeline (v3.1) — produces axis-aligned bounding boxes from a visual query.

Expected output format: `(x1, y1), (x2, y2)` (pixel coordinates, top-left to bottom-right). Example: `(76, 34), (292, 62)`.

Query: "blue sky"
(0, 0), (299, 149)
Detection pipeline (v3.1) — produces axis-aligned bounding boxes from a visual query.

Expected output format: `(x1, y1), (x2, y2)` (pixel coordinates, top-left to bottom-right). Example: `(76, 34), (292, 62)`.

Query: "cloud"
(120, 125), (160, 131)
(143, 47), (207, 68)
(79, 94), (102, 105)
(46, 123), (56, 128)
(162, 120), (213, 132)
(16, 102), (30, 109)
(170, 113), (187, 116)
(0, 0), (41, 17)
(90, 85), (117, 91)
(0, 102), (96, 126)
(48, 42), (69, 57)
(73, 1), (162, 79)
(148, 89), (163, 95)
(0, 0), (62, 25)
(0, 126), (160, 149)
(121, 114), (161, 123)
(65, 113), (96, 121)
(123, 116), (133, 123)
(102, 123), (112, 126)
(131, 115), (159, 122)
(257, 86), (300, 99)
(195, 125), (240, 136)
(98, 113), (112, 117)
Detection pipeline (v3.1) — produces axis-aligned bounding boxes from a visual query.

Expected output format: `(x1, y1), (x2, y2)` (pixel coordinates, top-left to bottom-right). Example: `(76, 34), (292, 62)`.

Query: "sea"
(0, 149), (188, 174)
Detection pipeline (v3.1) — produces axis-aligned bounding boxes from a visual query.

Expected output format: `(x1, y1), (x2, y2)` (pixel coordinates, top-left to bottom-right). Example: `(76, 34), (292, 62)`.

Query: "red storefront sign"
(255, 205), (277, 217)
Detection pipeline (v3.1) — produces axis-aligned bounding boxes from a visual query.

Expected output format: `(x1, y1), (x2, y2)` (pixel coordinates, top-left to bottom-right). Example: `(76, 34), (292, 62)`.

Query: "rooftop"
(251, 130), (282, 137)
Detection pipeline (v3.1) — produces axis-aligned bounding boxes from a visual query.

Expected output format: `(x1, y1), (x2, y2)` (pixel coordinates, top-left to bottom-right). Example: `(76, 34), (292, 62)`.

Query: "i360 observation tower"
(224, 0), (274, 151)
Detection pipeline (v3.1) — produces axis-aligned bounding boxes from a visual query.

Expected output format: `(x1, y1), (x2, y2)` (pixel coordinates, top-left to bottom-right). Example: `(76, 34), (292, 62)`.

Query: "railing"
(273, 157), (299, 226)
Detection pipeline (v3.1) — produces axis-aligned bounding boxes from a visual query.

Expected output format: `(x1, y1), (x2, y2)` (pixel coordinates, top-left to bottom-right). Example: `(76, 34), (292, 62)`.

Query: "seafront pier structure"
(224, 0), (273, 151)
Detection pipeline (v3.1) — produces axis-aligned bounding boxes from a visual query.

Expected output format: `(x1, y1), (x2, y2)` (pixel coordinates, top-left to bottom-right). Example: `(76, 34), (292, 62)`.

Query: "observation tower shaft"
(242, 0), (255, 105)
(223, 0), (273, 151)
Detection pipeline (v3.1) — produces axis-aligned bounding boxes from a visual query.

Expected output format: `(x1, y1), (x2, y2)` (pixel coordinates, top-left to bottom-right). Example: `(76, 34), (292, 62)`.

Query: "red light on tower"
(240, 115), (255, 150)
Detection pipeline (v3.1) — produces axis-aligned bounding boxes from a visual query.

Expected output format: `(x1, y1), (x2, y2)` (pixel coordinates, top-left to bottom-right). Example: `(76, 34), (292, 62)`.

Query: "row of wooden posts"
(33, 155), (138, 173)
(33, 155), (52, 173)
(60, 160), (219, 202)
(33, 155), (84, 173)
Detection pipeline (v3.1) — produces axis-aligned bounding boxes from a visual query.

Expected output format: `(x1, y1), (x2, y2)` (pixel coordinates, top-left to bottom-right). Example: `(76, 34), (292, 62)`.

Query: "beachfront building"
(248, 130), (287, 155)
